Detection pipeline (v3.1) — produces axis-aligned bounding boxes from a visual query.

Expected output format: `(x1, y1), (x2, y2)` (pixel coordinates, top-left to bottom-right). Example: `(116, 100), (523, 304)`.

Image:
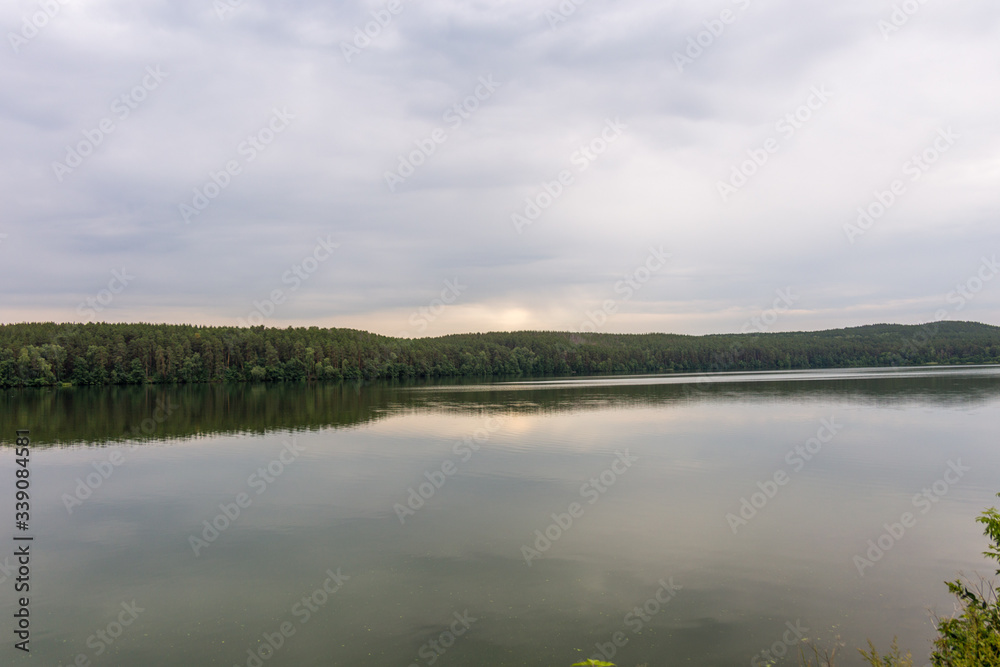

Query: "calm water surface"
(2, 366), (1000, 666)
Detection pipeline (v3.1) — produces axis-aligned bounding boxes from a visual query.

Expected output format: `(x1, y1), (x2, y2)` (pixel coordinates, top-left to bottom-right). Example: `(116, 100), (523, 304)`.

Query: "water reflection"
(3, 365), (1000, 446)
(1, 367), (999, 666)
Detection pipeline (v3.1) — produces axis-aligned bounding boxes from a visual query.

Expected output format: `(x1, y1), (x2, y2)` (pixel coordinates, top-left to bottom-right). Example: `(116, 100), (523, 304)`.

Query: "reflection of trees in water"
(3, 371), (1000, 447)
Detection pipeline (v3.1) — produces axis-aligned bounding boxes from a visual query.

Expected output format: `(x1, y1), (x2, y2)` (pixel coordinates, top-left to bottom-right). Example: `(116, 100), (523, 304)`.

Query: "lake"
(3, 366), (1000, 666)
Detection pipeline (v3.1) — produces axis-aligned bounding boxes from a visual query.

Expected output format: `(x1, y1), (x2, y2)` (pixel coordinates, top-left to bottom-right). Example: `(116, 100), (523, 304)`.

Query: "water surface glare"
(2, 366), (1000, 666)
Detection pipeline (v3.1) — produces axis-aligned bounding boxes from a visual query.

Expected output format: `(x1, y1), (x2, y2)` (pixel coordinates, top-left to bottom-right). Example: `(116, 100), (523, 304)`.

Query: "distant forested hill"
(0, 321), (998, 387)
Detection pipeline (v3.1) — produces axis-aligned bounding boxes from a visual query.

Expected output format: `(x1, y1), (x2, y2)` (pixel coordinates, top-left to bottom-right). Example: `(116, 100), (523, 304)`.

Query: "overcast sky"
(1, 0), (998, 336)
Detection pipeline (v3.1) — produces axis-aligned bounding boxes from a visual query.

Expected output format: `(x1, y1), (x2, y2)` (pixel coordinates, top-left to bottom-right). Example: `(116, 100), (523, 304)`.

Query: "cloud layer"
(2, 0), (998, 335)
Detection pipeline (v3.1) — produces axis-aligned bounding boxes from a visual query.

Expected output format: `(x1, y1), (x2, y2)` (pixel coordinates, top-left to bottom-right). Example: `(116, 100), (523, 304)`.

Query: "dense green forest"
(0, 320), (998, 387)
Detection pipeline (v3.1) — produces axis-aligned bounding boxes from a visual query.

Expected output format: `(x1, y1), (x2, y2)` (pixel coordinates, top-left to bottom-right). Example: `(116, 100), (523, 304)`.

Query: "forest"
(0, 320), (998, 387)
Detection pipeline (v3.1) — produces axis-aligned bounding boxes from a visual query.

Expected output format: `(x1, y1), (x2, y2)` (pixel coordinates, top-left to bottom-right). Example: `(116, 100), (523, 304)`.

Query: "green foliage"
(0, 321), (998, 387)
(858, 638), (913, 666)
(854, 495), (1000, 667)
(930, 493), (1000, 667)
(803, 496), (1000, 667)
(980, 499), (1000, 575)
(798, 637), (842, 666)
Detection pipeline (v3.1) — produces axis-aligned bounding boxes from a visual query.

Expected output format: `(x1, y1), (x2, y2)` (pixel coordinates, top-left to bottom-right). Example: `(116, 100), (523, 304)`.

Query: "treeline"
(0, 320), (998, 387)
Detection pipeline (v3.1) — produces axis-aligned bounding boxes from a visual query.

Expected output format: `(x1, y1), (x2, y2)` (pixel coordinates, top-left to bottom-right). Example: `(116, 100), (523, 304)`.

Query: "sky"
(1, 0), (998, 337)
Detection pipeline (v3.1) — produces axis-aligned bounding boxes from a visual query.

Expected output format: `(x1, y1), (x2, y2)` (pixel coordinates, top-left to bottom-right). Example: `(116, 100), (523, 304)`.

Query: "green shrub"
(929, 494), (1000, 666)
(859, 637), (913, 666)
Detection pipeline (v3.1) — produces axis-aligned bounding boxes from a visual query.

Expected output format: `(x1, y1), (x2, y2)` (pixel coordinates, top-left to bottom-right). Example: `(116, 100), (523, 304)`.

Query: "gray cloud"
(1, 0), (998, 334)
